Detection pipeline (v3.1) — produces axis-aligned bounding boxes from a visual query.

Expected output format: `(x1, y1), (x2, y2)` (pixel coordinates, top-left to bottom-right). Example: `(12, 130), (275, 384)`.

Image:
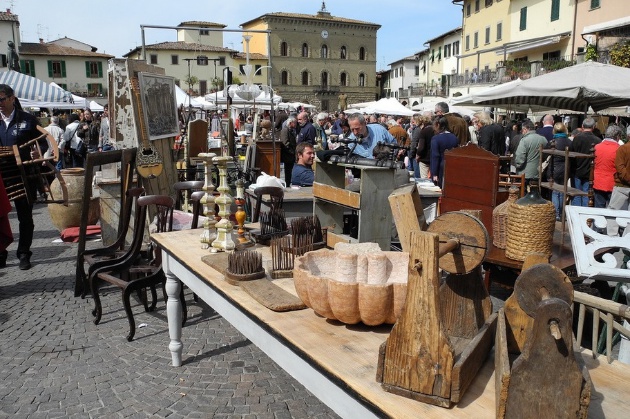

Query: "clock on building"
(321, 30), (329, 39)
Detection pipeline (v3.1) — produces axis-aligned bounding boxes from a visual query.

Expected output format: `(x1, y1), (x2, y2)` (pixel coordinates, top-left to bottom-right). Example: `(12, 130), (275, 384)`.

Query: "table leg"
(164, 254), (183, 366)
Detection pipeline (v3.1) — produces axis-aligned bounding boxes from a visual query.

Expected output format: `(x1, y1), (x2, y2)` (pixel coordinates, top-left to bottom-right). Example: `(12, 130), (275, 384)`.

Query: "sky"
(10, 0), (462, 71)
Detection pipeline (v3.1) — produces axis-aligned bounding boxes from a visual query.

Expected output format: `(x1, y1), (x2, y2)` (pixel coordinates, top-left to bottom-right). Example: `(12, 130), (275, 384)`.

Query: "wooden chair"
(498, 173), (526, 198)
(190, 190), (206, 229)
(78, 187), (145, 296)
(173, 180), (204, 213)
(89, 194), (182, 341)
(74, 148), (137, 297)
(252, 186), (284, 223)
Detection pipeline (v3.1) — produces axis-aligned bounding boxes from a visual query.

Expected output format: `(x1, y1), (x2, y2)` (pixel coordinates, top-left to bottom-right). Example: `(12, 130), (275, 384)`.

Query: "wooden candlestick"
(198, 152), (217, 249)
(211, 156), (235, 251)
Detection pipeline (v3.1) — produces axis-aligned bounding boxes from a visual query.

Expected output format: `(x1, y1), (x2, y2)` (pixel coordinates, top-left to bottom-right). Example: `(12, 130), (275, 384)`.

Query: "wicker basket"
(492, 186), (520, 249)
(505, 199), (556, 261)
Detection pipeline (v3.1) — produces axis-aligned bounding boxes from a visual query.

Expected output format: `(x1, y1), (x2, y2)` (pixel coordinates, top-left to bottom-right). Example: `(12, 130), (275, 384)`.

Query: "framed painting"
(138, 72), (179, 141)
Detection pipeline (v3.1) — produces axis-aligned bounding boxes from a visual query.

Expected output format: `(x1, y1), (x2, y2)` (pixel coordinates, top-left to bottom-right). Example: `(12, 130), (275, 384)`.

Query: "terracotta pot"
(48, 168), (100, 232)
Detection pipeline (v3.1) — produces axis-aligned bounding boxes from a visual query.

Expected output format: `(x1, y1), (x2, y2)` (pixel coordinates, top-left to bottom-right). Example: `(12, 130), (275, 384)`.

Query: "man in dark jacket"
(570, 117), (601, 206)
(435, 102), (469, 146)
(0, 84), (49, 270)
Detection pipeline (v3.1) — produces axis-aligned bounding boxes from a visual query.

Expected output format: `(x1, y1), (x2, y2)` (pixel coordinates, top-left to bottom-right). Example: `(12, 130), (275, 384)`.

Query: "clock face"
(321, 30), (329, 39)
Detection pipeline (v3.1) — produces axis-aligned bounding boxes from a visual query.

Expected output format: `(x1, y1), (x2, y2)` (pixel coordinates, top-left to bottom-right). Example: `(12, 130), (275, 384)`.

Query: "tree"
(184, 75), (199, 94)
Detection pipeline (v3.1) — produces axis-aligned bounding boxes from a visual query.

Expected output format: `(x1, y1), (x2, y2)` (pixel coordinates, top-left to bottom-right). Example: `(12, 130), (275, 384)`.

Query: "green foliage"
(610, 41), (630, 68)
(585, 43), (598, 61)
(184, 75), (199, 92)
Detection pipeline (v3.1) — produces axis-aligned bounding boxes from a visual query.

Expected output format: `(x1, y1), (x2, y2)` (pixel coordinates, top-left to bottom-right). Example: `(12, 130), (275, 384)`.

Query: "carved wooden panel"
(566, 206), (630, 282)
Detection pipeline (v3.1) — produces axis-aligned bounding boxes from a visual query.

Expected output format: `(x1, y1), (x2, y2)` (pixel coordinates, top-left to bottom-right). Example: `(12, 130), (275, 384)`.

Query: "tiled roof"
(124, 41), (237, 57)
(179, 21), (226, 28)
(241, 12), (380, 28)
(0, 11), (18, 22)
(19, 43), (113, 58)
(233, 52), (268, 60)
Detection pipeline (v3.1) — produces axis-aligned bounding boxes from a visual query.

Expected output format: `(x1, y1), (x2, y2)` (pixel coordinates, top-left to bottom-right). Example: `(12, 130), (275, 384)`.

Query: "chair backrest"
(173, 180), (205, 211)
(113, 186), (145, 250)
(252, 186), (284, 223)
(498, 173), (526, 198)
(189, 190), (206, 229)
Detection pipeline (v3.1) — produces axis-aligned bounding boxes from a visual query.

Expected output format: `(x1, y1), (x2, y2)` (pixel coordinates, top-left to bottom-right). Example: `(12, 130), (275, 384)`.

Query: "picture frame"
(138, 72), (179, 141)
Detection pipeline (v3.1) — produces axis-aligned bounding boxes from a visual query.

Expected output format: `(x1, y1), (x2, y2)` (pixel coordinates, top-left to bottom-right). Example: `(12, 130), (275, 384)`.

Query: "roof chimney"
(39, 38), (44, 44)
(6, 8), (10, 13)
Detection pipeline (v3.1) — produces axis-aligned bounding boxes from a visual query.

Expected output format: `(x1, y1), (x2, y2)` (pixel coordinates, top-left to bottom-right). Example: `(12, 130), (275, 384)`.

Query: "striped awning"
(465, 62), (630, 113)
(0, 70), (69, 102)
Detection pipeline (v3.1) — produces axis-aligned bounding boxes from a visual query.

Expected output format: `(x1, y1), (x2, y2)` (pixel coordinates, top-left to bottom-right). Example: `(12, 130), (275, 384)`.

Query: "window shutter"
(29, 60), (35, 77)
(551, 0), (560, 21)
(98, 62), (103, 77)
(85, 61), (90, 77)
(520, 7), (527, 30)
(61, 61), (66, 77)
(47, 60), (53, 77)
(19, 59), (25, 73)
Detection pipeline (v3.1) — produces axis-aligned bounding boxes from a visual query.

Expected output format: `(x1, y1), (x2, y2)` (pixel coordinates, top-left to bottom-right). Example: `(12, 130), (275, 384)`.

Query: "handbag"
(76, 140), (87, 157)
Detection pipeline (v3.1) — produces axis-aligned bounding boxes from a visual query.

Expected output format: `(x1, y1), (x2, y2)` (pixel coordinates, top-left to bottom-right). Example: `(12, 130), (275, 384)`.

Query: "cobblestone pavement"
(0, 205), (339, 418)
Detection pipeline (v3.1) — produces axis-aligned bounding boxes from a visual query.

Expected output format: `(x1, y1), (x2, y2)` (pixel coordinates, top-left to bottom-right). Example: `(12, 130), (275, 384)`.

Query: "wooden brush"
(225, 250), (265, 285)
(270, 236), (294, 279)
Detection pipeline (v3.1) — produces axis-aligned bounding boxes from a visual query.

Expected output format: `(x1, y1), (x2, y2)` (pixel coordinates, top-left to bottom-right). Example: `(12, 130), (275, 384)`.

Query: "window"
(321, 44), (328, 59)
(474, 32), (479, 49)
(321, 71), (328, 88)
(255, 64), (261, 75)
(281, 71), (288, 85)
(475, 0), (480, 12)
(465, 35), (470, 51)
(542, 50), (561, 61)
(199, 29), (209, 36)
(485, 27), (490, 44)
(395, 68), (398, 78)
(340, 46), (347, 59)
(444, 44), (451, 58)
(57, 83), (68, 90)
(280, 42), (288, 56)
(590, 0), (600, 8)
(422, 61), (427, 73)
(496, 22), (503, 41)
(302, 71), (309, 85)
(551, 0), (560, 21)
(340, 72), (347, 86)
(149, 54), (158, 64)
(19, 59), (35, 76)
(359, 47), (366, 60)
(239, 64), (246, 75)
(437, 46), (442, 61)
(453, 41), (460, 55)
(85, 61), (103, 78)
(466, 3), (471, 17)
(199, 80), (207, 96)
(87, 83), (102, 95)
(485, 0), (493, 6)
(302, 43), (309, 58)
(47, 60), (66, 78)
(358, 73), (365, 87)
(415, 65), (420, 76)
(520, 7), (527, 31)
(171, 55), (178, 65)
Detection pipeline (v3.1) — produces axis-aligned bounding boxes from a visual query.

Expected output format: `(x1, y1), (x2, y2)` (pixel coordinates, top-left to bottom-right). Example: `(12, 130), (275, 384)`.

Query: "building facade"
(240, 4), (381, 111)
(576, 0), (630, 63)
(125, 21), (268, 97)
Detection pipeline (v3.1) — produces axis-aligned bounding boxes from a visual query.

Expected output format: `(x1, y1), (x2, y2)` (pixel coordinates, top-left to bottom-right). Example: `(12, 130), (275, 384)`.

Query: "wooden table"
(153, 229), (630, 418)
(245, 186), (314, 219)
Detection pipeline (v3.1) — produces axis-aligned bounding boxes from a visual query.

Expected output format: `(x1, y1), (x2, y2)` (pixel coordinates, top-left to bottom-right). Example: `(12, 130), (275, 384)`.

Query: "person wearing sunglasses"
(0, 84), (49, 270)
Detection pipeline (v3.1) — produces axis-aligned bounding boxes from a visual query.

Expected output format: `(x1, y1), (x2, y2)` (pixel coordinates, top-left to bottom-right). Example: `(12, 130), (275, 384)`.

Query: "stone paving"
(0, 204), (339, 418)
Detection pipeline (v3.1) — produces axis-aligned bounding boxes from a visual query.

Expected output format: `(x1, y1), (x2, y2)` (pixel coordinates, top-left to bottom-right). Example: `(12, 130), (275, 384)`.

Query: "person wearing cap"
(0, 84), (49, 270)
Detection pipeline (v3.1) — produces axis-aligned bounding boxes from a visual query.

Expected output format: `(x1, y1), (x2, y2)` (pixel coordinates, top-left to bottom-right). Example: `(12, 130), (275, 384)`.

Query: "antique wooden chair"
(498, 173), (526, 198)
(173, 180), (204, 213)
(190, 190), (206, 229)
(74, 148), (137, 297)
(252, 186), (284, 223)
(89, 194), (181, 341)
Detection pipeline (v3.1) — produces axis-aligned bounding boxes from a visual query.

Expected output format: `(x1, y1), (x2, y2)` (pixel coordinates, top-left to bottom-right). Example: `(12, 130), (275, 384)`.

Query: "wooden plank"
(152, 228), (630, 419)
(495, 310), (510, 419)
(313, 182), (360, 209)
(325, 231), (355, 248)
(388, 183), (426, 253)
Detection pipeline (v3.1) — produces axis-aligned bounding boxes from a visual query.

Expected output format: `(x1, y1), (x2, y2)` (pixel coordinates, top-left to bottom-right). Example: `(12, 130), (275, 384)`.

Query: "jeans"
(593, 189), (611, 208)
(408, 159), (420, 178)
(572, 178), (590, 206)
(551, 191), (564, 219)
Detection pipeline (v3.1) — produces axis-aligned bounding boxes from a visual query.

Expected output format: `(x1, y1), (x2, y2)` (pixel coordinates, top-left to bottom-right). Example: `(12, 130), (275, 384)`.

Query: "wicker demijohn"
(505, 185), (556, 261)
(492, 186), (520, 249)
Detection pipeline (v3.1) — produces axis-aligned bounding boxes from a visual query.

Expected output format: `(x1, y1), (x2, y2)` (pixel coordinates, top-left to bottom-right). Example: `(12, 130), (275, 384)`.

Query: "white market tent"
(361, 97), (414, 116)
(175, 85), (207, 109)
(205, 85), (282, 107)
(0, 70), (67, 102)
(50, 82), (89, 108)
(89, 100), (104, 112)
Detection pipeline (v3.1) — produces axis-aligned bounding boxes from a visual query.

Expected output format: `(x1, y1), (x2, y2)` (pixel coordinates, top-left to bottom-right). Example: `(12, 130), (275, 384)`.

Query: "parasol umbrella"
(462, 62), (630, 113)
(0, 70), (68, 102)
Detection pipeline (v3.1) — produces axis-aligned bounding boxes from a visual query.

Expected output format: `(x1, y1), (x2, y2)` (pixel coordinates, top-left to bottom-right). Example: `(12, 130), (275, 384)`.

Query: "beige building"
(576, 0), (630, 61)
(125, 21), (268, 96)
(240, 4), (381, 111)
(424, 27), (462, 97)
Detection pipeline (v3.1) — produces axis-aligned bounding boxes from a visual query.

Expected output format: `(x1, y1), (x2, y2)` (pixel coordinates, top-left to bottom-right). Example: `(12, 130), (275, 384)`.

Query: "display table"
(153, 229), (629, 419)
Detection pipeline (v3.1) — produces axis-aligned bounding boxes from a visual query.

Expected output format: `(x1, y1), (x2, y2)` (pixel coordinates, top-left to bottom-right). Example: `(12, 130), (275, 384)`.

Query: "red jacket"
(594, 139), (619, 192)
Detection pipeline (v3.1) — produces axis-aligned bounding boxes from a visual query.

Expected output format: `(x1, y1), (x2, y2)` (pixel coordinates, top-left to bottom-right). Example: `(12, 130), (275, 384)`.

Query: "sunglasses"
(0, 95), (12, 103)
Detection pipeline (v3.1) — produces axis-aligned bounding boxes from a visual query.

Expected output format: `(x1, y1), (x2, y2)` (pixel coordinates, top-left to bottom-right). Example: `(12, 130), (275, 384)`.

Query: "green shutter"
(551, 0), (560, 21)
(591, 0), (600, 8)
(85, 61), (90, 77)
(520, 7), (527, 31)
(29, 60), (35, 77)
(97, 62), (103, 77)
(61, 61), (66, 77)
(19, 59), (25, 73)
(47, 60), (53, 77)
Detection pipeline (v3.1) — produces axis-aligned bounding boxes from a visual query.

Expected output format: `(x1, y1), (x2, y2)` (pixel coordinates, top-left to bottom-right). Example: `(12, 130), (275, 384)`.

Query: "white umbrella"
(89, 100), (104, 112)
(50, 82), (89, 108)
